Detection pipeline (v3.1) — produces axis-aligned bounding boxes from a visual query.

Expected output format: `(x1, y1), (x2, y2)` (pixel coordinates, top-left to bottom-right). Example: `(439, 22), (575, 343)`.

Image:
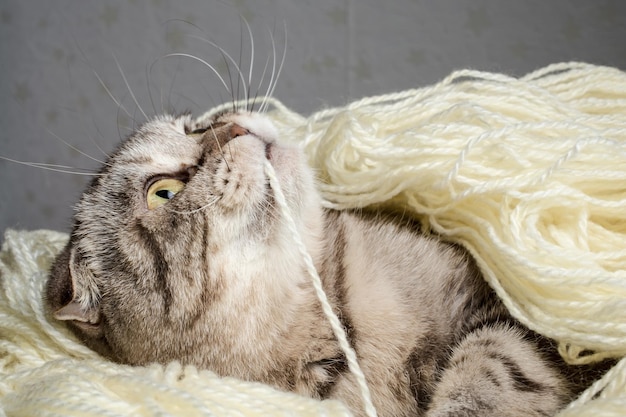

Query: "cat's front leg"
(425, 324), (569, 417)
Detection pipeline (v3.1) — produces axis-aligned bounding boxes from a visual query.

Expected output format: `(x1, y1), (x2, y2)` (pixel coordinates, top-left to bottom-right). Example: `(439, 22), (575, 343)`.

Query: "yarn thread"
(264, 160), (377, 417)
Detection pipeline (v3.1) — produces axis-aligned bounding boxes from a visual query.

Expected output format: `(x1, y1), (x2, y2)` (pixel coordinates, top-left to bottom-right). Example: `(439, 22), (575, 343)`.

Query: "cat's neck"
(194, 205), (340, 384)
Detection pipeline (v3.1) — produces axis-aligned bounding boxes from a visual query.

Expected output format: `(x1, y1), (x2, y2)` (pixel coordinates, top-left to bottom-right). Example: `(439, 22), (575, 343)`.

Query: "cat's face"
(45, 111), (325, 375)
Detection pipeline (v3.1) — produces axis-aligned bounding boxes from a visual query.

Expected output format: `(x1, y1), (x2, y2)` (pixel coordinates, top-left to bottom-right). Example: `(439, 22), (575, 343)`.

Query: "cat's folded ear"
(45, 241), (103, 338)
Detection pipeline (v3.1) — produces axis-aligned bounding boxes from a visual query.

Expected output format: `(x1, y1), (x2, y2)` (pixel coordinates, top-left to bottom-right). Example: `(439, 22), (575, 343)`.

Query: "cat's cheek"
(134, 202), (190, 235)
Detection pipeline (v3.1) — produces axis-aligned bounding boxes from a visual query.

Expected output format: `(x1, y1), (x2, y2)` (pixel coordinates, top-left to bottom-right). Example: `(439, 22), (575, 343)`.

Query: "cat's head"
(44, 111), (325, 374)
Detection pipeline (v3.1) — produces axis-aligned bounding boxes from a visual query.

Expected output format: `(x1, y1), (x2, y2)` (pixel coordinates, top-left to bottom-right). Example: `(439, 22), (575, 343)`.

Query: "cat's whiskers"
(113, 54), (149, 121)
(259, 23), (286, 114)
(163, 19), (240, 112)
(226, 137), (235, 163)
(147, 50), (182, 115)
(258, 29), (277, 114)
(188, 36), (249, 111)
(43, 130), (112, 167)
(249, 45), (272, 113)
(87, 119), (113, 159)
(243, 17), (255, 112)
(164, 53), (232, 96)
(208, 124), (231, 172)
(72, 35), (142, 127)
(92, 67), (138, 124)
(180, 17), (284, 114)
(0, 156), (103, 176)
(165, 195), (220, 215)
(261, 199), (279, 223)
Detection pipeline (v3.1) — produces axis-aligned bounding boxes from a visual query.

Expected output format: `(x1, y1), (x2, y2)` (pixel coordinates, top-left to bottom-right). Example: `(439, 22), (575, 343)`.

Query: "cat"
(42, 108), (611, 416)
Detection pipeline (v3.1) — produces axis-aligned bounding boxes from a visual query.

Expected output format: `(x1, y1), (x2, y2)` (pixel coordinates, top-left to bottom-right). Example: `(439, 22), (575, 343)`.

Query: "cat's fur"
(45, 111), (603, 416)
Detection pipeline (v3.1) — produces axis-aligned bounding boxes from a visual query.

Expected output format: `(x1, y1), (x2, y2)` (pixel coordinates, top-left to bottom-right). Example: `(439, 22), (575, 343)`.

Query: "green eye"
(146, 178), (185, 210)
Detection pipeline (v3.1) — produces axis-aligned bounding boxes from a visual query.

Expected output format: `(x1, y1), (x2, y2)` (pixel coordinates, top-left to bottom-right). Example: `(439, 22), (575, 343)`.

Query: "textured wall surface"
(1, 0), (625, 234)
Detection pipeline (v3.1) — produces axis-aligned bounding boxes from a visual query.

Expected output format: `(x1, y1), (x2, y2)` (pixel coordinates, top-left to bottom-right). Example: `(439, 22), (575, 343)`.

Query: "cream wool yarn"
(1, 62), (625, 416)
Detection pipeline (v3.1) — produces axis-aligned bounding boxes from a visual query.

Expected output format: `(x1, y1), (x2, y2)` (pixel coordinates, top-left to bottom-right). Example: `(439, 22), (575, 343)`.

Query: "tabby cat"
(45, 110), (604, 416)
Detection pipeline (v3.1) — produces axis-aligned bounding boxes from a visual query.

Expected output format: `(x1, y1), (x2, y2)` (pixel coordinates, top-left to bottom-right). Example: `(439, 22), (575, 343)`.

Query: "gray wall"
(1, 0), (625, 234)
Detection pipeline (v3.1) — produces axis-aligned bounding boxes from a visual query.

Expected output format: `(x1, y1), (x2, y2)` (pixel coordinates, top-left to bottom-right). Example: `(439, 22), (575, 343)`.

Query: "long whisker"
(244, 19), (255, 91)
(146, 58), (159, 116)
(262, 22), (287, 113)
(0, 156), (102, 176)
(275, 23), (288, 92)
(46, 129), (110, 166)
(237, 21), (245, 109)
(159, 18), (235, 110)
(208, 124), (230, 171)
(68, 30), (138, 124)
(113, 54), (149, 121)
(216, 48), (236, 113)
(166, 58), (184, 114)
(41, 104), (111, 160)
(243, 17), (255, 111)
(146, 54), (168, 113)
(91, 68), (136, 121)
(165, 196), (220, 215)
(164, 53), (231, 94)
(251, 55), (272, 113)
(188, 36), (248, 109)
(259, 28), (277, 114)
(87, 119), (112, 158)
(115, 93), (127, 142)
(147, 56), (166, 114)
(148, 55), (184, 114)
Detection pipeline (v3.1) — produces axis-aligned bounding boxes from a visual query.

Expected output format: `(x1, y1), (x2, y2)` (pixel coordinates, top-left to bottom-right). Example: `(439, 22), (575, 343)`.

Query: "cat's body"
(45, 111), (598, 416)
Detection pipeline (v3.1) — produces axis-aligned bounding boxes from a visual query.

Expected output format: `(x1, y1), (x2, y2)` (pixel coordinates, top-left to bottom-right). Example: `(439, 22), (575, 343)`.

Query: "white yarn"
(264, 160), (377, 417)
(2, 62), (626, 416)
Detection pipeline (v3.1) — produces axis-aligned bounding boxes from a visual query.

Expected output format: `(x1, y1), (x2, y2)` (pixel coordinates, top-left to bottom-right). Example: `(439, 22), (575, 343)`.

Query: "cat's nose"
(192, 122), (249, 148)
(230, 124), (249, 139)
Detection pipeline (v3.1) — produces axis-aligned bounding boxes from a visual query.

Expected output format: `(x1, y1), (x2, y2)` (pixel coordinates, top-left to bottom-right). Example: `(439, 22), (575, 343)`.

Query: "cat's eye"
(190, 127), (208, 135)
(146, 178), (186, 210)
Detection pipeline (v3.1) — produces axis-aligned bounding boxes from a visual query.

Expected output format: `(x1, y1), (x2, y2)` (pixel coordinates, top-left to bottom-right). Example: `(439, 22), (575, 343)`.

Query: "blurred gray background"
(1, 0), (625, 235)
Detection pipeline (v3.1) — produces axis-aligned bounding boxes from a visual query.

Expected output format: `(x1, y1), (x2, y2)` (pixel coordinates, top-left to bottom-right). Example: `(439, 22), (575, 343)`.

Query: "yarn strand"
(264, 160), (378, 417)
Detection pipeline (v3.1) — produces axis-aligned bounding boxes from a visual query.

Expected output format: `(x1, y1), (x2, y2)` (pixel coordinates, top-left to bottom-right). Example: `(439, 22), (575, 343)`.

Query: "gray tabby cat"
(45, 110), (606, 416)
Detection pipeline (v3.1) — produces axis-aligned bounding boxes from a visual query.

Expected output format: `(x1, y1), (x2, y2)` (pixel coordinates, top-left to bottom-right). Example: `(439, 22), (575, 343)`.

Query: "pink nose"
(230, 124), (249, 139)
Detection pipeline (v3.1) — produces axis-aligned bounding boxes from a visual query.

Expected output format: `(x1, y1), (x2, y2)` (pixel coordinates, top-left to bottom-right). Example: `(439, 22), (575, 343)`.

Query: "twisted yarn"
(264, 160), (377, 417)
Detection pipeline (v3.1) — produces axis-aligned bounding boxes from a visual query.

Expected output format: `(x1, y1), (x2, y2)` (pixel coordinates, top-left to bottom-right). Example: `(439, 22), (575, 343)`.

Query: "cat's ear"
(45, 241), (102, 337)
